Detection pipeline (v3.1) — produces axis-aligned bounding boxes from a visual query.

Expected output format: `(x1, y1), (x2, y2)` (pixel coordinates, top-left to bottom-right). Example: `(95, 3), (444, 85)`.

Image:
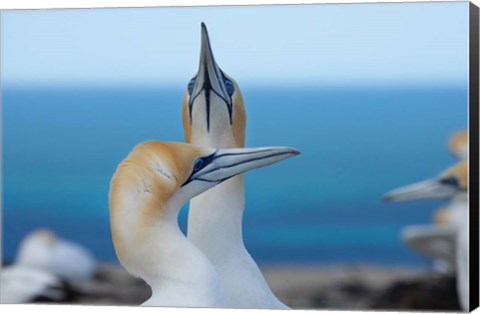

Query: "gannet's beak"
(182, 146), (300, 187)
(188, 23), (233, 128)
(383, 178), (459, 202)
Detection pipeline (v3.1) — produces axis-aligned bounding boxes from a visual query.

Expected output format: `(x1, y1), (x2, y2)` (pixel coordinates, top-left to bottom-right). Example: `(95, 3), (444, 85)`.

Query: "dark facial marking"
(181, 151), (218, 187)
(439, 176), (460, 187)
(187, 70), (234, 131)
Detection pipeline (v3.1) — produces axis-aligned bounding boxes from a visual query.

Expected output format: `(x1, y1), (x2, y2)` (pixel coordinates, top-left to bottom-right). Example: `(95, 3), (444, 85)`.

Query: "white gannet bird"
(181, 23), (288, 309)
(385, 130), (469, 275)
(383, 160), (469, 311)
(1, 228), (96, 304)
(400, 222), (457, 274)
(15, 229), (96, 281)
(0, 265), (67, 304)
(109, 141), (299, 307)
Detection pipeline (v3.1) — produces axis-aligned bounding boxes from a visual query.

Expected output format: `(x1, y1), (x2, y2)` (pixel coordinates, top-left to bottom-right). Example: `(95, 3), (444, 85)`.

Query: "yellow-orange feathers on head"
(448, 130), (468, 159)
(109, 141), (208, 211)
(440, 160), (468, 190)
(109, 141), (208, 271)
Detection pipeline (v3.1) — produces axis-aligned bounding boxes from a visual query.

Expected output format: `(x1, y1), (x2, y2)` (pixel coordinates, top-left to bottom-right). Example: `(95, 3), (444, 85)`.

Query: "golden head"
(109, 141), (299, 275)
(439, 159), (468, 191)
(448, 130), (468, 160)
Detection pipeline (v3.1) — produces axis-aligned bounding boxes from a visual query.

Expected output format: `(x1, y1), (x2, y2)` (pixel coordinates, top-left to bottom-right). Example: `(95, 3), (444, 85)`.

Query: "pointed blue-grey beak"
(383, 179), (459, 202)
(187, 23), (233, 129)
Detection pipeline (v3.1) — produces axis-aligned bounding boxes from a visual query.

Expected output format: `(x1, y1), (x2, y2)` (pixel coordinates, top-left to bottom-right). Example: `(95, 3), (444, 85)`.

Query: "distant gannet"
(400, 223), (456, 274)
(0, 265), (69, 304)
(182, 23), (289, 309)
(383, 160), (469, 310)
(1, 228), (95, 304)
(109, 141), (299, 307)
(15, 229), (96, 281)
(396, 130), (469, 274)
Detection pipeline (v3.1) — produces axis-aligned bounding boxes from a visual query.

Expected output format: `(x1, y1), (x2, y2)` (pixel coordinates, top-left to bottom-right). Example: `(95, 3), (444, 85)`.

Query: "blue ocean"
(2, 84), (467, 265)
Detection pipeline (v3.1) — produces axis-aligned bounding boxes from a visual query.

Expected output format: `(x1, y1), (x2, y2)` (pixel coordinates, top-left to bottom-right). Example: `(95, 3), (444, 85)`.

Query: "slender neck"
(187, 132), (250, 269)
(138, 219), (217, 291)
(188, 174), (245, 255)
(112, 197), (216, 291)
(142, 225), (228, 307)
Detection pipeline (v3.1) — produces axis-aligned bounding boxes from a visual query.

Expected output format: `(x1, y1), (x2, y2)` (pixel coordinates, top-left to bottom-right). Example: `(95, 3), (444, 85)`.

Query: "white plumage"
(109, 141), (298, 307)
(383, 159), (469, 311)
(183, 23), (288, 309)
(15, 229), (96, 281)
(0, 265), (66, 304)
(1, 229), (96, 304)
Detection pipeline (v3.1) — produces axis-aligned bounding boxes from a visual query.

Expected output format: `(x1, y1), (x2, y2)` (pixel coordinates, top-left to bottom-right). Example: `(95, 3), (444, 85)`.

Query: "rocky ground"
(19, 263), (462, 311)
(262, 265), (461, 310)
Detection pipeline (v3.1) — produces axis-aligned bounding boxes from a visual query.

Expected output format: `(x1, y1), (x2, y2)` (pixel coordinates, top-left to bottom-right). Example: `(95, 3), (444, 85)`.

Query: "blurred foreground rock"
(10, 263), (460, 310)
(368, 274), (460, 310)
(261, 265), (461, 311)
(64, 263), (150, 305)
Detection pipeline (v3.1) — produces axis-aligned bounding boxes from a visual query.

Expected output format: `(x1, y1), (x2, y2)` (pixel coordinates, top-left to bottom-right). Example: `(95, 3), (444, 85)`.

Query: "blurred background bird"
(1, 3), (470, 310)
(389, 131), (468, 275)
(383, 130), (469, 311)
(1, 229), (96, 304)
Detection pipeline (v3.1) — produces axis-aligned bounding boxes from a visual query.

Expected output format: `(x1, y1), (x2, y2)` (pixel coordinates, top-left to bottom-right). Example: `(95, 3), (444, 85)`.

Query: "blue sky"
(1, 2), (469, 87)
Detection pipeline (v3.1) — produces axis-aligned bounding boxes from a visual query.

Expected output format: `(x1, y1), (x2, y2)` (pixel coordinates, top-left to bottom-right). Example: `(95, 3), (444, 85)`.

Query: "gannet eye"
(182, 151), (218, 187)
(187, 78), (196, 95)
(439, 176), (459, 187)
(193, 158), (204, 172)
(224, 79), (235, 96)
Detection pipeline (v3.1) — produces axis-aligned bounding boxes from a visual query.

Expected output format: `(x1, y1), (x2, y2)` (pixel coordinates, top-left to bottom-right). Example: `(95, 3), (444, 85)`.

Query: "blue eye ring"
(224, 79), (235, 96)
(193, 158), (204, 172)
(187, 78), (196, 95)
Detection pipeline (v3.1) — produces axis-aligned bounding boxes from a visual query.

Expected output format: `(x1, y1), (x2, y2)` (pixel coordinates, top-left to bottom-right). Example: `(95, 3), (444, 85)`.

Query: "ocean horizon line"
(1, 79), (468, 92)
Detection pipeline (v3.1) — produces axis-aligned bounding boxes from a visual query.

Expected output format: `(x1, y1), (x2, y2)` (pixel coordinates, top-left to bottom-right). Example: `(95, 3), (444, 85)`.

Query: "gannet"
(397, 204), (462, 274)
(182, 23), (288, 309)
(396, 130), (469, 274)
(0, 265), (67, 304)
(383, 160), (469, 310)
(400, 223), (456, 274)
(109, 141), (299, 307)
(1, 228), (95, 304)
(15, 229), (96, 281)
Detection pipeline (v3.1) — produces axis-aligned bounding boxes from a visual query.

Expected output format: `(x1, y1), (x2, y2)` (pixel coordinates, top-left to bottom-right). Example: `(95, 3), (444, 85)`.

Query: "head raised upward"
(182, 23), (246, 148)
(109, 141), (299, 276)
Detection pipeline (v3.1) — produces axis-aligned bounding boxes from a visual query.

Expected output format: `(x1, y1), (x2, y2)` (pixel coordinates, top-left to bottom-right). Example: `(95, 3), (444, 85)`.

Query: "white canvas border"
(0, 1), (477, 314)
(0, 0), (475, 10)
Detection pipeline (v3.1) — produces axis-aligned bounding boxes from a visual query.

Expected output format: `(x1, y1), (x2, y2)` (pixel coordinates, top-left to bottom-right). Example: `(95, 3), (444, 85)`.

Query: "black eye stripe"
(439, 176), (460, 187)
(181, 150), (288, 188)
(181, 151), (218, 187)
(187, 66), (235, 129)
(200, 151), (289, 175)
